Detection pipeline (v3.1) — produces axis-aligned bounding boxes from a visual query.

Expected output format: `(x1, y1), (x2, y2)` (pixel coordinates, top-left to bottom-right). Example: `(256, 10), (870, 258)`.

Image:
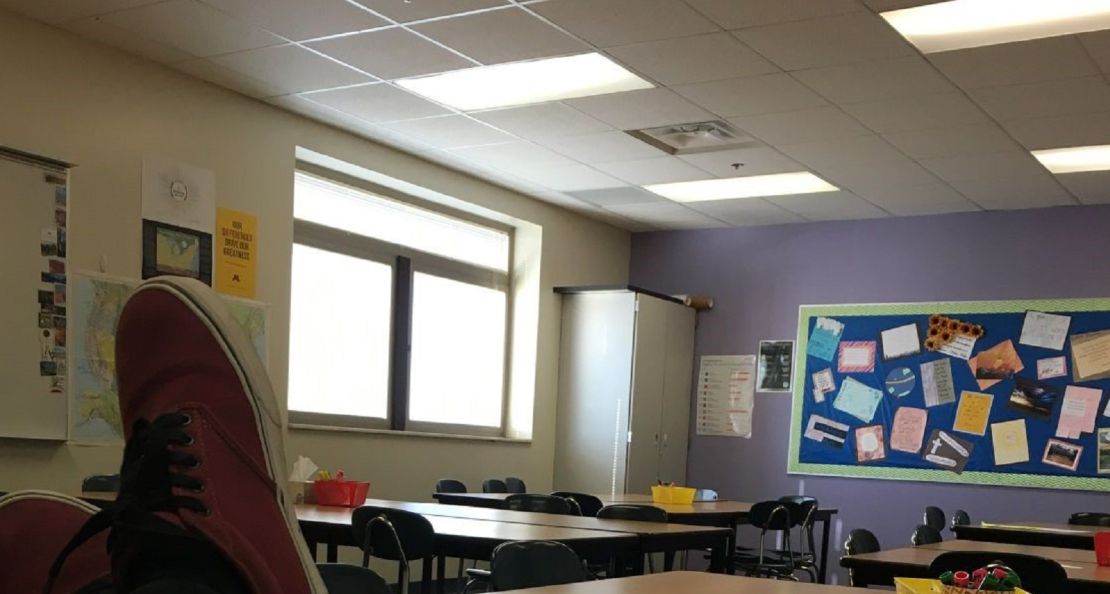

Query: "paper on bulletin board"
(695, 355), (755, 438)
(141, 156), (215, 233)
(1071, 330), (1110, 382)
(215, 208), (257, 299)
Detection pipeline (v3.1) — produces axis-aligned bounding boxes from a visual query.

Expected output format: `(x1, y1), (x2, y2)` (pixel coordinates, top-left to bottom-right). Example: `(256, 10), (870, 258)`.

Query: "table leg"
(727, 519), (738, 574)
(304, 538), (319, 562)
(708, 536), (727, 574)
(663, 552), (675, 572)
(436, 556), (446, 594)
(327, 542), (338, 564)
(818, 516), (831, 583)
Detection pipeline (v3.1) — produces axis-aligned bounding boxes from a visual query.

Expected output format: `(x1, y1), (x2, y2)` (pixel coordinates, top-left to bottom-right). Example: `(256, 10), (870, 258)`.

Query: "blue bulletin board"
(787, 299), (1110, 492)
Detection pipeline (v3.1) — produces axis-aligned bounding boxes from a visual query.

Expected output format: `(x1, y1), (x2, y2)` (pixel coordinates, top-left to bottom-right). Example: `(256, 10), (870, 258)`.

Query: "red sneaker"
(0, 490), (110, 594)
(106, 276), (325, 593)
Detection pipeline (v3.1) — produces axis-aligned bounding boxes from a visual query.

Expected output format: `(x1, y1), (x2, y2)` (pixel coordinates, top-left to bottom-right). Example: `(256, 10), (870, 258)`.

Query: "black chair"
(550, 492), (604, 517)
(505, 493), (575, 515)
(911, 524), (943, 546)
(929, 551), (1068, 594)
(465, 540), (590, 593)
(316, 564), (391, 594)
(950, 509), (971, 531)
(695, 488), (719, 501)
(597, 504), (668, 573)
(1069, 512), (1110, 526)
(505, 477), (526, 494)
(923, 506), (945, 532)
(732, 500), (798, 580)
(482, 479), (508, 493)
(81, 474), (120, 493)
(772, 496), (819, 582)
(435, 479), (467, 494)
(843, 528), (880, 587)
(352, 507), (436, 594)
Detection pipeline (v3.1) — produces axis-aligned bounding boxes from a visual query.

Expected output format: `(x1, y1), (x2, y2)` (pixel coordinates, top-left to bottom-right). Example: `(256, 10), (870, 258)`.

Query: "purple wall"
(630, 204), (1110, 583)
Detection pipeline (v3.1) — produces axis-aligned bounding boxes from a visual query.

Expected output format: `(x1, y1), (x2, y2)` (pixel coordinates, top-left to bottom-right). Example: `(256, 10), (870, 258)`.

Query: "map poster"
(141, 219), (212, 285)
(69, 272), (269, 445)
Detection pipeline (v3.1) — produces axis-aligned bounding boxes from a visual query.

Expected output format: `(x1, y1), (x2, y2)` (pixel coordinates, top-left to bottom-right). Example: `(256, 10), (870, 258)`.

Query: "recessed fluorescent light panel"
(396, 53), (653, 111)
(1032, 145), (1110, 174)
(644, 172), (838, 203)
(882, 0), (1110, 53)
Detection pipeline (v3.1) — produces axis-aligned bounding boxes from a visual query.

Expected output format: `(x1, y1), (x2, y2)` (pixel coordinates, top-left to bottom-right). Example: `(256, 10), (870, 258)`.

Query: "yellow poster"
(215, 208), (256, 298)
(953, 390), (993, 436)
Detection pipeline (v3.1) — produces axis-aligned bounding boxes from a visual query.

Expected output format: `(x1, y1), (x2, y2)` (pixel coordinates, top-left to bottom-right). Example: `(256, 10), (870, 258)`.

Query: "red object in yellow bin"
(314, 471), (370, 507)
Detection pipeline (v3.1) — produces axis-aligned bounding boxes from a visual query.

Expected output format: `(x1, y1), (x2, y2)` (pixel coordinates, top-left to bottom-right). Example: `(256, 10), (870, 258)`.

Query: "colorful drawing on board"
(808, 317), (843, 362)
(922, 429), (974, 474)
(1043, 439), (1083, 472)
(855, 425), (885, 463)
(885, 366), (916, 398)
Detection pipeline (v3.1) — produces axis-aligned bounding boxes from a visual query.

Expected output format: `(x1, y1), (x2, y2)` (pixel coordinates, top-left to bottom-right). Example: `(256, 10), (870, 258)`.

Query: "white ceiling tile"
(881, 124), (1024, 159)
(567, 187), (665, 207)
(413, 8), (586, 65)
(734, 13), (915, 71)
(198, 0), (388, 41)
(605, 201), (728, 229)
(850, 183), (980, 217)
(301, 83), (450, 122)
(58, 15), (194, 63)
(673, 74), (827, 118)
(0, 0), (161, 24)
(267, 94), (407, 141)
(470, 103), (611, 141)
(448, 141), (576, 171)
(841, 93), (991, 134)
(767, 190), (889, 220)
(99, 0), (281, 57)
(918, 151), (1052, 184)
(684, 0), (863, 29)
(540, 131), (666, 163)
(172, 58), (287, 98)
(677, 147), (803, 178)
(606, 33), (779, 86)
(564, 88), (715, 130)
(512, 163), (625, 191)
(967, 76), (1110, 121)
(379, 115), (515, 148)
(308, 28), (474, 79)
(594, 156), (712, 185)
(1001, 112), (1110, 150)
(1055, 171), (1110, 204)
(353, 0), (508, 23)
(728, 106), (872, 145)
(950, 177), (1076, 210)
(792, 57), (955, 104)
(778, 135), (906, 170)
(686, 197), (805, 226)
(927, 36), (1099, 89)
(213, 44), (371, 94)
(1080, 30), (1110, 73)
(530, 0), (717, 47)
(815, 159), (939, 193)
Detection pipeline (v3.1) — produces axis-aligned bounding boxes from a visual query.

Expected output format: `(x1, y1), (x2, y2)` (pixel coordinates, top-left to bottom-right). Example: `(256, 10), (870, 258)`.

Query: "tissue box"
(287, 481), (316, 504)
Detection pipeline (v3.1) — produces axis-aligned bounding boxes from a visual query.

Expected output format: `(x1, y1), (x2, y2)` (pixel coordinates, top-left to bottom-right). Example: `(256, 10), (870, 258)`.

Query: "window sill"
(288, 423), (532, 444)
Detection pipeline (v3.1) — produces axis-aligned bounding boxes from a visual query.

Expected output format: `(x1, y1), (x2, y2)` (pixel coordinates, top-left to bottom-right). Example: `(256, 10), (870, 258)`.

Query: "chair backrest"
(695, 488), (719, 501)
(923, 506), (945, 531)
(315, 564), (391, 594)
(550, 492), (604, 517)
(505, 477), (527, 494)
(482, 479), (508, 493)
(597, 504), (668, 523)
(505, 493), (575, 515)
(351, 507), (436, 562)
(81, 474), (120, 493)
(1069, 511), (1110, 526)
(489, 541), (589, 591)
(844, 528), (880, 555)
(434, 479), (467, 494)
(928, 551), (1069, 594)
(911, 524), (943, 546)
(748, 500), (794, 531)
(950, 509), (971, 531)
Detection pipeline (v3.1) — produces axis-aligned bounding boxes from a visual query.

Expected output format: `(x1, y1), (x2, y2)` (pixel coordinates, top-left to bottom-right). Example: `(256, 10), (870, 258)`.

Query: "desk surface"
(921, 539), (1098, 563)
(431, 493), (837, 517)
(970, 521), (1103, 535)
(499, 571), (858, 594)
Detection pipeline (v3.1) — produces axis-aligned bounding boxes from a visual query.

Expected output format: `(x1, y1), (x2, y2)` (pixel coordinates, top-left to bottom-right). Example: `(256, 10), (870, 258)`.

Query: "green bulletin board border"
(787, 298), (1110, 493)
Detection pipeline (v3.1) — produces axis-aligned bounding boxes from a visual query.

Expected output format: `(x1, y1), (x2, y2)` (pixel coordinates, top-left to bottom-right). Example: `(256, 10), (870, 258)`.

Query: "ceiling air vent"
(625, 120), (760, 155)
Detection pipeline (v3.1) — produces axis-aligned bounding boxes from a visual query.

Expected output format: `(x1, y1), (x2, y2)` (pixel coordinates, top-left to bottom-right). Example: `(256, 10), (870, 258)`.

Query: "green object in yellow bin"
(938, 563), (1022, 591)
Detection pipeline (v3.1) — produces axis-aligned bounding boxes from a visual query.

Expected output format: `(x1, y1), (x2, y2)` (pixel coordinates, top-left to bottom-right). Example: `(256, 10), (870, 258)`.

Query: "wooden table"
(955, 521), (1104, 550)
(498, 570), (861, 593)
(432, 492), (840, 583)
(840, 540), (1110, 593)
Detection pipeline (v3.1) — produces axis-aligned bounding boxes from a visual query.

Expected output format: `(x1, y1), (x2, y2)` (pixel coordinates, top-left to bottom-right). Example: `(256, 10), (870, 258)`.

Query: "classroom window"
(289, 170), (512, 436)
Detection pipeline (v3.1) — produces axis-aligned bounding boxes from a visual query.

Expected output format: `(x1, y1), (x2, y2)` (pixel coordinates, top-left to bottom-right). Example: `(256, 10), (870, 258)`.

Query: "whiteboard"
(0, 152), (69, 440)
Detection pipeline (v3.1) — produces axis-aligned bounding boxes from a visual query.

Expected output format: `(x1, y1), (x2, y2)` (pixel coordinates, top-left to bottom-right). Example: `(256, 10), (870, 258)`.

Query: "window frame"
(289, 166), (514, 438)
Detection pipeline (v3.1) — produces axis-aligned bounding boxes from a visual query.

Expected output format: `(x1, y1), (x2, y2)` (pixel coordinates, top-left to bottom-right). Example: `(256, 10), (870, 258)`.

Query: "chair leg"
(422, 557), (433, 594)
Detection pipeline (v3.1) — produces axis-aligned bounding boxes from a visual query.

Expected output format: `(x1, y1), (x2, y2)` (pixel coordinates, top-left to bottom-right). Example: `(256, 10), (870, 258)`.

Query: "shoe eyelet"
(191, 483), (206, 493)
(189, 457), (202, 469)
(180, 414), (192, 426)
(182, 435), (195, 447)
(199, 506), (211, 517)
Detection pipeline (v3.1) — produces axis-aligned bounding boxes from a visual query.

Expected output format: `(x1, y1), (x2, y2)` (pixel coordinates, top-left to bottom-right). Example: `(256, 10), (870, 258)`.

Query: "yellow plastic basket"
(895, 578), (1030, 594)
(650, 485), (696, 504)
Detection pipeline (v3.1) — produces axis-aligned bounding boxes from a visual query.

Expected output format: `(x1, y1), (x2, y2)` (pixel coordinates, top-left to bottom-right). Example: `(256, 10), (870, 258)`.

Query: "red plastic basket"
(313, 479), (370, 507)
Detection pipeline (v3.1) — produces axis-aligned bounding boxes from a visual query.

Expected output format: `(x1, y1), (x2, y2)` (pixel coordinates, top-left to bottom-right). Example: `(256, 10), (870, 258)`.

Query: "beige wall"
(0, 9), (631, 502)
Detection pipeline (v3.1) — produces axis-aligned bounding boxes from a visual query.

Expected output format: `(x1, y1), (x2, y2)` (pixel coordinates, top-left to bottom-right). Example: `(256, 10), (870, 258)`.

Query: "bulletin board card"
(787, 299), (1110, 492)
